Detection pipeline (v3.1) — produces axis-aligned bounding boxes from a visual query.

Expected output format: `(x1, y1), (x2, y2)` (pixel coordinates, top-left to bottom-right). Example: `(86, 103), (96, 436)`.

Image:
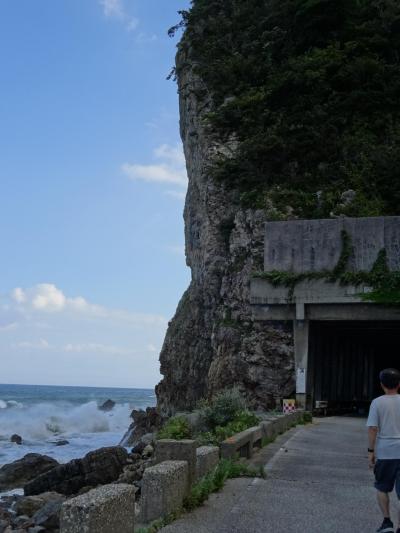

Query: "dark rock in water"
(10, 434), (22, 445)
(24, 446), (128, 496)
(0, 454), (59, 491)
(28, 527), (46, 533)
(54, 440), (69, 447)
(99, 399), (115, 412)
(121, 407), (164, 446)
(32, 499), (63, 529)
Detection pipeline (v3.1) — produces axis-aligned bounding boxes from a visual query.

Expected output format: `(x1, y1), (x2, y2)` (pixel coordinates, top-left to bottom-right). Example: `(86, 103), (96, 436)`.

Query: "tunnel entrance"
(308, 321), (400, 415)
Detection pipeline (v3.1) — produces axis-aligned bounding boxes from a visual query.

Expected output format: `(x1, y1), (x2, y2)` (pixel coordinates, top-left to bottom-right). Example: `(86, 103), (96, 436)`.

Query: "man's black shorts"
(374, 459), (400, 496)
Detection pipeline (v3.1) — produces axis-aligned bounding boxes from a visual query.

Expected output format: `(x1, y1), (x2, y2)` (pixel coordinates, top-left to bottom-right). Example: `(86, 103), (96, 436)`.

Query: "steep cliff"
(156, 0), (400, 413)
(155, 47), (294, 414)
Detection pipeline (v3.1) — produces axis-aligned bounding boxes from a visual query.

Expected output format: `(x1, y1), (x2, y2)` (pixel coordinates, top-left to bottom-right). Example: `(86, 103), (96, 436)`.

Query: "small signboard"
(296, 367), (306, 394)
(283, 399), (296, 413)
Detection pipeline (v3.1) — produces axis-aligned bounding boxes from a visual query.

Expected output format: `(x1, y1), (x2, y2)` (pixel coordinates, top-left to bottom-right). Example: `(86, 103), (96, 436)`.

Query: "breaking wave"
(0, 401), (131, 442)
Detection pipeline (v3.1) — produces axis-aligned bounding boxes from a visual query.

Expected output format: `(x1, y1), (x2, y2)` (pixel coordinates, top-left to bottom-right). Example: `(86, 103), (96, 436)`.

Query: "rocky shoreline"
(0, 407), (159, 533)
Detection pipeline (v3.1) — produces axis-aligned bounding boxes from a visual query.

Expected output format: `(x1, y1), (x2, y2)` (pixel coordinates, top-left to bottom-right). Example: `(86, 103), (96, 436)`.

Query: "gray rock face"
(120, 407), (164, 447)
(24, 447), (128, 496)
(155, 44), (295, 414)
(0, 454), (59, 491)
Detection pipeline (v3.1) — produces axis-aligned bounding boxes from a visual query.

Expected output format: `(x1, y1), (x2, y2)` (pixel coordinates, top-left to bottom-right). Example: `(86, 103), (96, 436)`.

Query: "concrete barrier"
(140, 460), (188, 524)
(220, 427), (258, 460)
(221, 412), (308, 460)
(59, 484), (135, 533)
(261, 411), (305, 441)
(156, 439), (196, 487)
(196, 446), (220, 481)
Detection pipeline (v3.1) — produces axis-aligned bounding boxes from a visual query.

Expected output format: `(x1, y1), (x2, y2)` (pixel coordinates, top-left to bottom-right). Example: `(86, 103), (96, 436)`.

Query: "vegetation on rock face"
(199, 387), (247, 428)
(171, 0), (400, 218)
(157, 416), (192, 440)
(157, 388), (260, 444)
(195, 388), (259, 445)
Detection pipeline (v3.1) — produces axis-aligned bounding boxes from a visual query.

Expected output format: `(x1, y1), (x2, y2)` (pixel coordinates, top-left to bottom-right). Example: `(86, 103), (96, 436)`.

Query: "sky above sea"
(0, 0), (191, 388)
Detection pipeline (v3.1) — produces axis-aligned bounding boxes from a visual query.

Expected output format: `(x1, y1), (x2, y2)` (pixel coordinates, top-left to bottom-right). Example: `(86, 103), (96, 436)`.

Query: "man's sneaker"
(377, 518), (394, 532)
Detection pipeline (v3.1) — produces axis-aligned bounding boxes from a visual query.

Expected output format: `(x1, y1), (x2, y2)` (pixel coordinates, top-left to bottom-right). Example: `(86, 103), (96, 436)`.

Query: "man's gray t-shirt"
(367, 395), (400, 459)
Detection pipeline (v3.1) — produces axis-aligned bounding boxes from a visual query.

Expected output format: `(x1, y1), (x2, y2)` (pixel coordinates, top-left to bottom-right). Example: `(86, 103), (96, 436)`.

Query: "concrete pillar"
(293, 320), (309, 410)
(60, 484), (135, 533)
(155, 439), (196, 489)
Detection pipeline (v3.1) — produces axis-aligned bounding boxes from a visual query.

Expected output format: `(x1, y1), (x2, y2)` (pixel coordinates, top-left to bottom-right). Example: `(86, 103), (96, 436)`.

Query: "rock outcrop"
(120, 407), (164, 447)
(24, 447), (128, 496)
(155, 40), (295, 414)
(0, 454), (59, 491)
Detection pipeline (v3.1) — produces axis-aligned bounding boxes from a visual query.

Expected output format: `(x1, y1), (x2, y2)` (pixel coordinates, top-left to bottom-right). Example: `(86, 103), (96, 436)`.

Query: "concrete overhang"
(250, 216), (400, 321)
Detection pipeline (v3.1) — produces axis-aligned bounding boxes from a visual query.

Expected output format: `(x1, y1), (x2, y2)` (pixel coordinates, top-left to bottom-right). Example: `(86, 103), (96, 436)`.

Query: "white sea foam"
(0, 399), (23, 409)
(0, 401), (132, 467)
(0, 401), (130, 441)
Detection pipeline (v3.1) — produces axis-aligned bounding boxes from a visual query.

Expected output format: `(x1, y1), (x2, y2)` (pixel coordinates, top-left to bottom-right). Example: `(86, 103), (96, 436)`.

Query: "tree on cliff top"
(172, 0), (400, 219)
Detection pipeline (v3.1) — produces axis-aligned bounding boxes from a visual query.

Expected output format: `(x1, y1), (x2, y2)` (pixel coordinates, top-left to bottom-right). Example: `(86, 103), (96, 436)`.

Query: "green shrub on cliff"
(171, 0), (400, 218)
(199, 387), (247, 429)
(157, 416), (192, 440)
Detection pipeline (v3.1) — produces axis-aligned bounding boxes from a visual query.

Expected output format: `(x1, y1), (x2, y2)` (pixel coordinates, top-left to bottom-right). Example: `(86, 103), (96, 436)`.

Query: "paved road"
(161, 417), (383, 533)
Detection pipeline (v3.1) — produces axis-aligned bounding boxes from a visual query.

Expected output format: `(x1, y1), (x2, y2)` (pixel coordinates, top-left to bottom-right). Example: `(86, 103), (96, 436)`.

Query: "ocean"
(0, 383), (156, 470)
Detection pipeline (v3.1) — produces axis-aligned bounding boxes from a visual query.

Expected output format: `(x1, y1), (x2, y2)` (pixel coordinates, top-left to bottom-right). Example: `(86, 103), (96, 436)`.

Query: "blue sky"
(0, 0), (191, 388)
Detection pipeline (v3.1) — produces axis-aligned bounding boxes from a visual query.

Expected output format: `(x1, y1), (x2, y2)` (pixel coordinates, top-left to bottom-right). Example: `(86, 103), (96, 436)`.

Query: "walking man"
(367, 368), (400, 533)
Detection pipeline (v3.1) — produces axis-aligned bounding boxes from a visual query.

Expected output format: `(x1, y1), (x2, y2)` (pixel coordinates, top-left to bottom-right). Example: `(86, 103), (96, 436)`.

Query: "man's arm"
(368, 426), (378, 468)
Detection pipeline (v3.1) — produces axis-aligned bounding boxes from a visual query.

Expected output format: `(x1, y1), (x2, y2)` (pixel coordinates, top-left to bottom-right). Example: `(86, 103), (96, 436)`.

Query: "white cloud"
(63, 342), (130, 355)
(154, 144), (185, 166)
(2, 284), (166, 387)
(136, 32), (157, 44)
(122, 144), (187, 189)
(15, 338), (50, 350)
(100, 0), (124, 18)
(122, 164), (186, 187)
(99, 0), (138, 31)
(0, 322), (18, 332)
(166, 245), (185, 257)
(165, 190), (186, 201)
(10, 283), (167, 327)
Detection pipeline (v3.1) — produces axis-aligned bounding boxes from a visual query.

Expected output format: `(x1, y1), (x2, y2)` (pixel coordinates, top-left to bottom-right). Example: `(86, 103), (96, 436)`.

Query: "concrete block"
(156, 439), (196, 487)
(59, 483), (135, 533)
(196, 446), (219, 481)
(220, 428), (256, 460)
(140, 460), (188, 524)
(261, 412), (303, 442)
(251, 426), (263, 449)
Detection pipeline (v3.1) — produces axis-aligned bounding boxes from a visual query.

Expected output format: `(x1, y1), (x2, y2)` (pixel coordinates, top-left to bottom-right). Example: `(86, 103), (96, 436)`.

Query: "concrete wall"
(196, 446), (219, 481)
(140, 460), (188, 524)
(60, 484), (135, 533)
(264, 217), (400, 273)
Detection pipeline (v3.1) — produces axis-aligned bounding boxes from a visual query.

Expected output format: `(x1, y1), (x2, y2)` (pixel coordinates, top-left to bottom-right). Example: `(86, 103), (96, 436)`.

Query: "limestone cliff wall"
(155, 45), (295, 415)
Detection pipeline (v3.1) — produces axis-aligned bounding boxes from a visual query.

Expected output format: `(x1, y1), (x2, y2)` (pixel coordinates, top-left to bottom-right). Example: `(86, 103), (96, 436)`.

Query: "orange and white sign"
(283, 399), (296, 413)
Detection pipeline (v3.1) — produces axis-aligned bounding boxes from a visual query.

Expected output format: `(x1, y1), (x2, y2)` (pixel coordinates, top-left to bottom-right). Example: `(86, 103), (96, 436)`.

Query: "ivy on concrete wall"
(254, 231), (400, 304)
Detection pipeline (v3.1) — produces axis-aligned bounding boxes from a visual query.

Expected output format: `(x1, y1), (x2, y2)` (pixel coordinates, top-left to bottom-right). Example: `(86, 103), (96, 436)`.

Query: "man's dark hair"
(380, 368), (400, 389)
